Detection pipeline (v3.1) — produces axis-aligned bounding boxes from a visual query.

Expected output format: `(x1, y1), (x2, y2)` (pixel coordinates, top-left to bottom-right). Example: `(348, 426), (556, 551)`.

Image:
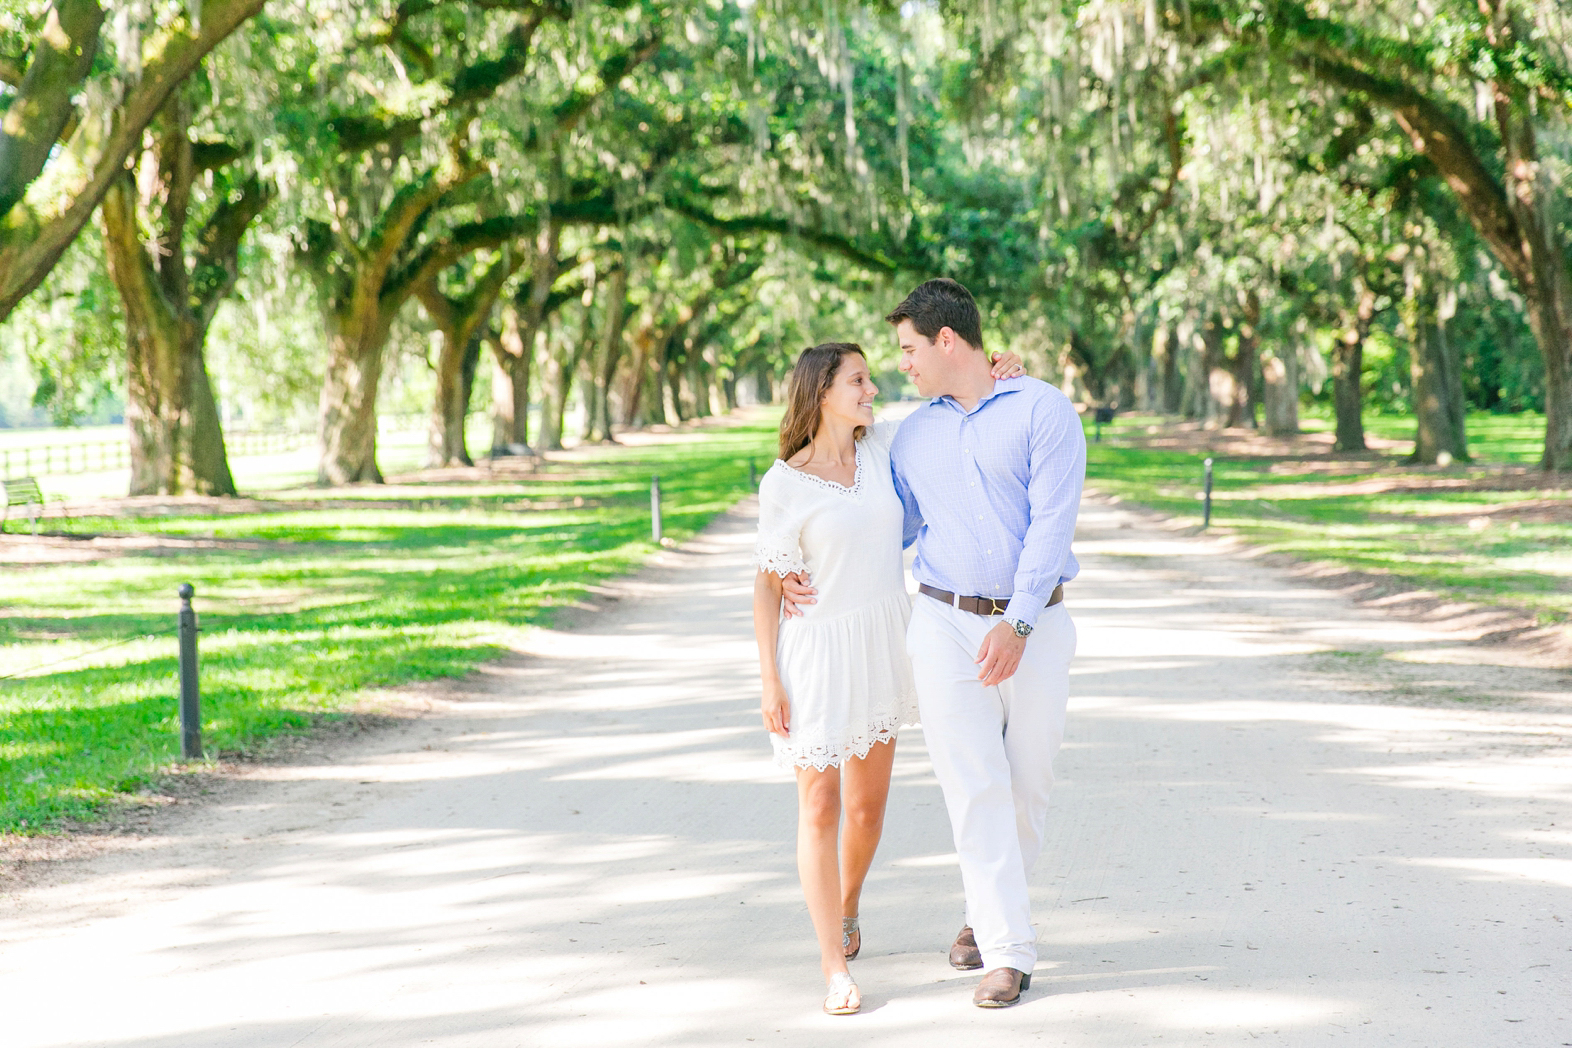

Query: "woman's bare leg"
(838, 737), (897, 926)
(796, 766), (851, 984)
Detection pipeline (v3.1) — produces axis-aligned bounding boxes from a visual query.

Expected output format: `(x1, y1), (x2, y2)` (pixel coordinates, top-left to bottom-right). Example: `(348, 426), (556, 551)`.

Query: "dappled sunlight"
(6, 501), (1570, 1047)
(890, 851), (959, 868)
(1400, 857), (1572, 889)
(1127, 987), (1348, 1029)
(1349, 755), (1572, 800)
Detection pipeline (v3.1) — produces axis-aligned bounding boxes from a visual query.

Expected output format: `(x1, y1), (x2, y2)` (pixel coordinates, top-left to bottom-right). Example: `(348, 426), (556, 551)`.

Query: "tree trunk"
(1228, 291), (1260, 428)
(537, 324), (569, 451)
(1152, 324), (1182, 414)
(583, 266), (628, 443)
(1523, 261), (1572, 471)
(489, 302), (534, 454)
(684, 352), (710, 419)
(185, 347), (238, 494)
(620, 328), (653, 427)
(1409, 287), (1469, 464)
(1261, 347), (1299, 436)
(317, 303), (393, 484)
(664, 354), (686, 423)
(426, 318), (475, 467)
(459, 334), (482, 446)
(489, 226), (562, 453)
(1332, 284), (1374, 453)
(99, 112), (255, 498)
(539, 315), (590, 451)
(1201, 315), (1231, 428)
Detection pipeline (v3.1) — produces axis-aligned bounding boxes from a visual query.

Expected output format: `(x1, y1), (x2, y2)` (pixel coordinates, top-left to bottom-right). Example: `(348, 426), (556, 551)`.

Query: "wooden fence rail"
(0, 416), (432, 481)
(1, 431), (312, 480)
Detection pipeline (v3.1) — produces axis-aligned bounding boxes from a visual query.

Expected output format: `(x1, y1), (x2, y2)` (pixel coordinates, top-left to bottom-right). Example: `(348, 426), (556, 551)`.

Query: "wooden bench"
(2, 476), (44, 533)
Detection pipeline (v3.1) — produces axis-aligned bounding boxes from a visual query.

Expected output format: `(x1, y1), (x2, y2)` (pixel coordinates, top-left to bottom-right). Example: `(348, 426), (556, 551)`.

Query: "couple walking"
(752, 278), (1086, 1014)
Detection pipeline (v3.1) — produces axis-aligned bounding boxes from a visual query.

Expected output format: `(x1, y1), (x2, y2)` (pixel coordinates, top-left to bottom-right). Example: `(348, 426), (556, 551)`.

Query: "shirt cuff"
(1003, 589), (1051, 628)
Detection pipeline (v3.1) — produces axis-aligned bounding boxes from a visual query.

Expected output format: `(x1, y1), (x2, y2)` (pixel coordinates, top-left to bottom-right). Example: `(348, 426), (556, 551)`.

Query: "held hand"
(988, 350), (1026, 379)
(780, 571), (818, 618)
(974, 621), (1028, 687)
(761, 679), (791, 736)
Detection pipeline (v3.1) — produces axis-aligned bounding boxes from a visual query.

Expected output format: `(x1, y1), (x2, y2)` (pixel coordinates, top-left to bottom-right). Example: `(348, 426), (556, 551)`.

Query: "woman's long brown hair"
(778, 342), (868, 462)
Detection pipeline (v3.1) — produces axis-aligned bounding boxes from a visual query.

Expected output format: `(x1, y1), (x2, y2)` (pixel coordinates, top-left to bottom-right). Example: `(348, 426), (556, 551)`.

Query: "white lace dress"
(754, 422), (919, 771)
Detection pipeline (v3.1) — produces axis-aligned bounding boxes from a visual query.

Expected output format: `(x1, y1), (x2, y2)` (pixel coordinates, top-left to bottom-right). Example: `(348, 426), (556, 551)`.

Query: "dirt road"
(3, 496), (1569, 1047)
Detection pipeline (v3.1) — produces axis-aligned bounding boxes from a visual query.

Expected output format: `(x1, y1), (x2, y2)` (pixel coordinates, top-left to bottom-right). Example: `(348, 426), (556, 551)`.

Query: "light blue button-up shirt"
(889, 375), (1085, 628)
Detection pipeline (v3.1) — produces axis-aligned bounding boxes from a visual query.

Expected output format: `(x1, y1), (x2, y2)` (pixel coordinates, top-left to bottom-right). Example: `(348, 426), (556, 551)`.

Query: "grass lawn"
(1, 418), (778, 834)
(1085, 408), (1571, 627)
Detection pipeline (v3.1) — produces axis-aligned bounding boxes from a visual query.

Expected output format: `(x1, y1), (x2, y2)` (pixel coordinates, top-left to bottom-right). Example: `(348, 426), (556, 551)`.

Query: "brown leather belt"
(918, 583), (1064, 617)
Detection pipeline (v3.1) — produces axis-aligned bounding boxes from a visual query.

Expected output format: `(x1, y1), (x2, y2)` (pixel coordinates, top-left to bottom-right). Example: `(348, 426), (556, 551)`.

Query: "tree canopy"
(1, 0), (1569, 484)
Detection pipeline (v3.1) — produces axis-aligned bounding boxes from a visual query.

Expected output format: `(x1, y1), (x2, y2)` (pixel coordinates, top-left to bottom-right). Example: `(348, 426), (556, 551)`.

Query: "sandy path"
(2, 496), (1570, 1047)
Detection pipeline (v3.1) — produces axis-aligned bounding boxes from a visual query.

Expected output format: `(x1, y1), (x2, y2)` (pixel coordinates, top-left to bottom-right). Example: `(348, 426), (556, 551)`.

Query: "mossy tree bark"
(100, 95), (271, 496)
(1407, 281), (1469, 465)
(582, 264), (628, 444)
(1227, 290), (1261, 429)
(488, 226), (570, 454)
(416, 249), (526, 467)
(0, 0), (266, 320)
(1330, 281), (1379, 453)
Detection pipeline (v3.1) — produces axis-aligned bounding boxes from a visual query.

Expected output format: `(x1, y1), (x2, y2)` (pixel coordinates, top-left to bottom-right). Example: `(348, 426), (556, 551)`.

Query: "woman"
(752, 342), (1022, 1015)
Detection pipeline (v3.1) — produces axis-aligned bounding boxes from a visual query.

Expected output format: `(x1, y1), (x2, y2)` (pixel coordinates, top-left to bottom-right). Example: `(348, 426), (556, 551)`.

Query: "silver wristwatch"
(1006, 618), (1033, 638)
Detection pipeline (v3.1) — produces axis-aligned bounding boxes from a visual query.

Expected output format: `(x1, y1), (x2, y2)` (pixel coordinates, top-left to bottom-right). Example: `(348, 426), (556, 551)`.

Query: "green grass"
(1086, 410), (1571, 626)
(1, 419), (779, 833)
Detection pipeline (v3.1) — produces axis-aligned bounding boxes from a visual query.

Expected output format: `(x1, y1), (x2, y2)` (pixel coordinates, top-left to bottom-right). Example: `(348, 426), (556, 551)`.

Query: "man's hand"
(780, 571), (817, 618)
(975, 621), (1028, 687)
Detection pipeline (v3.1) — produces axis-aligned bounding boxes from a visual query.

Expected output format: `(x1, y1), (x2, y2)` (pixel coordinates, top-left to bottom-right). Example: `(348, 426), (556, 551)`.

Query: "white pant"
(907, 595), (1076, 973)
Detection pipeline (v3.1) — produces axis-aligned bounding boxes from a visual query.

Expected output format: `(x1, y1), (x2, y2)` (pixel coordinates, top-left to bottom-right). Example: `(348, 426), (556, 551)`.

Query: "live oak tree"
(290, 0), (659, 483)
(100, 79), (273, 495)
(1185, 0), (1572, 468)
(414, 246), (525, 467)
(0, 0), (267, 321)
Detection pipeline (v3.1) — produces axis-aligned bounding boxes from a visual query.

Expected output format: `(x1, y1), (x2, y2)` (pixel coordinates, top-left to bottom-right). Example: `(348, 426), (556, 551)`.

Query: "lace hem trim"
(773, 711), (914, 772)
(754, 545), (808, 577)
(772, 442), (867, 496)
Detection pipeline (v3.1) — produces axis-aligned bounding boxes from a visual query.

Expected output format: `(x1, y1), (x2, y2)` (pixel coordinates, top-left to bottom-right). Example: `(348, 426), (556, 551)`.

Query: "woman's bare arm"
(752, 570), (791, 736)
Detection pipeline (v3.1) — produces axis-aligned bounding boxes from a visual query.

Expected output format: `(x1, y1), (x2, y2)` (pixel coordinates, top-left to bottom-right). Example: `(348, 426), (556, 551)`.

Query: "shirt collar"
(927, 375), (1026, 414)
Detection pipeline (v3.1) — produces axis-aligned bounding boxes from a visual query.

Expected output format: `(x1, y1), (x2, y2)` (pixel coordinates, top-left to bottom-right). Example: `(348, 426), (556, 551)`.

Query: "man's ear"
(937, 326), (955, 355)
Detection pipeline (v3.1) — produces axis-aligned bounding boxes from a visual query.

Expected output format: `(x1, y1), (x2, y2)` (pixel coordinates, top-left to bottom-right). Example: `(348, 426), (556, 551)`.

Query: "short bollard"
(748, 459), (757, 488)
(650, 475), (663, 544)
(1202, 457), (1215, 529)
(177, 583), (203, 759)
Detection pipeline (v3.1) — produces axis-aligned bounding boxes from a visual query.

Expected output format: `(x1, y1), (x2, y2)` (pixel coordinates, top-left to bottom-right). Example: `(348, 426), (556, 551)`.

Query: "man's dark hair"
(885, 278), (983, 350)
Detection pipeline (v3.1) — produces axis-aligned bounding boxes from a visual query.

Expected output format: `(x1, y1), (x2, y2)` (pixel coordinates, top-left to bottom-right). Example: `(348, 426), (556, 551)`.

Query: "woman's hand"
(989, 350), (1026, 378)
(761, 678), (791, 737)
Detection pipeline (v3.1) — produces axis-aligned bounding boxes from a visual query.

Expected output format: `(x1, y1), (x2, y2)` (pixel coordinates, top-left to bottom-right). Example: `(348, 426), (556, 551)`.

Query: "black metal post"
(748, 459), (757, 487)
(177, 583), (203, 759)
(650, 475), (663, 544)
(1202, 457), (1215, 529)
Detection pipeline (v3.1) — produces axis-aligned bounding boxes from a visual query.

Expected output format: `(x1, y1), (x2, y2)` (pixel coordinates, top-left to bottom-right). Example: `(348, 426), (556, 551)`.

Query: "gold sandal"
(824, 971), (860, 1015)
(842, 916), (861, 961)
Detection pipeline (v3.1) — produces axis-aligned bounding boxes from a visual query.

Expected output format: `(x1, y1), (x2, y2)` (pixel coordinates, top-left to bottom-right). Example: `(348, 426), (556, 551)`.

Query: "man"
(792, 277), (1084, 1007)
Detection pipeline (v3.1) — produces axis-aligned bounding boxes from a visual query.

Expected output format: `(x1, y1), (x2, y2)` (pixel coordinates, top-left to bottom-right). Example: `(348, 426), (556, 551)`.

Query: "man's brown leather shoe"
(973, 966), (1031, 1007)
(949, 926), (983, 970)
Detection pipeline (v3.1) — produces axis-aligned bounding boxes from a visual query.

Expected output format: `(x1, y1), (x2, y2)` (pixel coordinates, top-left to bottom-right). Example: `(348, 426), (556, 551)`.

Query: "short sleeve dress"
(754, 421), (920, 771)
